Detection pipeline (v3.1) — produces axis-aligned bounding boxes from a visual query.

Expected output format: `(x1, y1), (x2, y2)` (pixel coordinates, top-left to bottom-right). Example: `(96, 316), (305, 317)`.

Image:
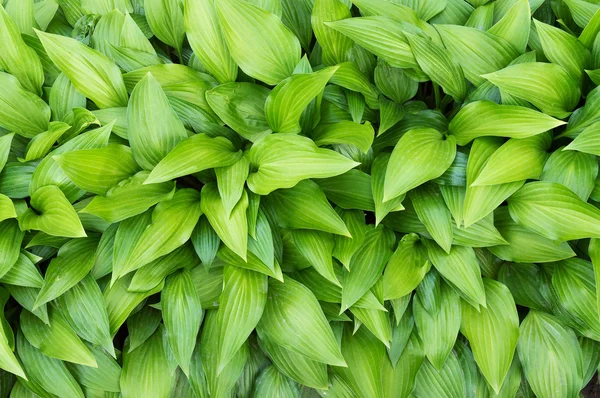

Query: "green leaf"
(410, 183), (453, 253)
(184, 0), (237, 84)
(371, 153), (404, 226)
(383, 233), (430, 300)
(449, 101), (565, 146)
(436, 24), (518, 86)
(414, 350), (466, 398)
(54, 144), (141, 195)
(0, 288), (25, 379)
(381, 333), (424, 398)
(266, 66), (338, 134)
(205, 83), (270, 141)
(312, 120), (374, 153)
(216, 266), (267, 372)
(126, 306), (162, 353)
(289, 229), (339, 286)
(0, 251), (43, 288)
(315, 169), (375, 211)
(484, 62), (580, 119)
(191, 216), (220, 270)
(461, 279), (519, 393)
(67, 343), (122, 393)
(266, 180), (351, 237)
(311, 0), (353, 66)
(517, 311), (583, 398)
(24, 122), (70, 162)
(216, 0), (300, 85)
(247, 133), (359, 195)
(127, 72), (188, 170)
(414, 281), (461, 370)
(253, 366), (300, 397)
(81, 171), (176, 223)
(121, 327), (174, 397)
(144, 133), (242, 184)
(0, 72), (49, 138)
(423, 240), (486, 308)
(19, 185), (86, 238)
(201, 183), (248, 261)
(541, 148), (598, 201)
(144, 0), (184, 56)
(54, 275), (114, 357)
(162, 269), (203, 376)
(498, 262), (552, 312)
(257, 277), (346, 366)
(35, 30), (128, 108)
(508, 181), (600, 241)
(383, 128), (456, 201)
(0, 194), (16, 224)
(487, 0), (531, 53)
(405, 32), (466, 102)
(341, 225), (395, 310)
(565, 121), (600, 157)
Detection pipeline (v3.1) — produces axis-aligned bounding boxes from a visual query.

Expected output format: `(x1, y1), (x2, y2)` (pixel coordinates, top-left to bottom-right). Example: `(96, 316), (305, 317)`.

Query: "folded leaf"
(145, 133), (242, 184)
(449, 101), (564, 146)
(410, 183), (453, 253)
(253, 366), (299, 397)
(381, 333), (424, 398)
(384, 128), (456, 201)
(541, 148), (598, 201)
(145, 0), (184, 56)
(487, 0), (530, 53)
(517, 311), (583, 398)
(257, 277), (346, 366)
(191, 216), (220, 270)
(216, 0), (300, 85)
(414, 350), (466, 398)
(0, 72), (49, 138)
(0, 288), (25, 379)
(311, 0), (353, 66)
(36, 30), (128, 108)
(312, 120), (374, 153)
(383, 233), (430, 300)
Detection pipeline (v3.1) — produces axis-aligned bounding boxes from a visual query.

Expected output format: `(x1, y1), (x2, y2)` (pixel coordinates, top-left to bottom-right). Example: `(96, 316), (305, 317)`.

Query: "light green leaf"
(565, 121), (600, 156)
(383, 233), (430, 300)
(312, 0), (353, 66)
(23, 122), (70, 162)
(448, 100), (565, 146)
(436, 24), (518, 86)
(381, 333), (424, 398)
(266, 66), (338, 134)
(127, 72), (188, 170)
(414, 351), (466, 398)
(253, 366), (300, 397)
(82, 171), (175, 223)
(289, 229), (339, 286)
(383, 128), (456, 201)
(67, 343), (122, 393)
(487, 0), (531, 53)
(541, 147), (598, 201)
(497, 262), (552, 311)
(0, 194), (16, 223)
(121, 327), (174, 398)
(126, 306), (162, 353)
(0, 251), (43, 288)
(410, 183), (453, 253)
(0, 288), (25, 379)
(191, 216), (220, 270)
(217, 266), (267, 372)
(517, 311), (583, 398)
(315, 169), (375, 211)
(423, 240), (486, 308)
(0, 72), (49, 138)
(508, 181), (600, 241)
(247, 133), (359, 195)
(19, 185), (86, 238)
(216, 0), (301, 85)
(484, 62), (580, 119)
(184, 0), (237, 84)
(312, 120), (374, 153)
(144, 0), (184, 56)
(36, 30), (128, 108)
(374, 60), (418, 105)
(371, 153), (404, 226)
(145, 133), (242, 184)
(257, 277), (346, 366)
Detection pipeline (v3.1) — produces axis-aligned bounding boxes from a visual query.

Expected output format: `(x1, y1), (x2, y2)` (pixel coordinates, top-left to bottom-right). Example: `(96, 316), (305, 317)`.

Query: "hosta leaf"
(162, 270), (202, 376)
(205, 83), (270, 141)
(126, 306), (162, 353)
(374, 60), (419, 104)
(484, 63), (580, 118)
(384, 128), (456, 201)
(17, 329), (84, 398)
(497, 262), (552, 311)
(565, 121), (600, 156)
(121, 327), (174, 398)
(405, 32), (466, 102)
(36, 30), (128, 108)
(508, 181), (600, 241)
(517, 312), (583, 398)
(201, 183), (248, 260)
(414, 351), (466, 398)
(0, 72), (49, 138)
(341, 225), (395, 310)
(381, 333), (424, 398)
(216, 0), (301, 85)
(413, 281), (461, 370)
(144, 133), (242, 184)
(144, 0), (184, 56)
(383, 233), (430, 300)
(472, 133), (551, 186)
(436, 24), (518, 86)
(247, 133), (359, 195)
(266, 66), (338, 134)
(541, 148), (598, 201)
(315, 169), (375, 211)
(82, 171), (175, 223)
(333, 326), (385, 398)
(371, 154), (404, 226)
(253, 366), (300, 397)
(0, 251), (43, 288)
(461, 279), (519, 393)
(127, 72), (187, 170)
(216, 266), (266, 372)
(0, 195), (16, 224)
(24, 122), (70, 162)
(191, 217), (220, 270)
(423, 240), (486, 308)
(0, 288), (25, 379)
(54, 275), (113, 356)
(487, 0), (531, 53)
(184, 0), (237, 84)
(312, 120), (374, 153)
(448, 101), (565, 146)
(311, 0), (353, 66)
(54, 144), (141, 195)
(410, 183), (453, 254)
(257, 277), (346, 366)
(215, 156), (249, 218)
(67, 344), (121, 393)
(19, 185), (86, 238)
(289, 229), (339, 286)
(115, 189), (202, 280)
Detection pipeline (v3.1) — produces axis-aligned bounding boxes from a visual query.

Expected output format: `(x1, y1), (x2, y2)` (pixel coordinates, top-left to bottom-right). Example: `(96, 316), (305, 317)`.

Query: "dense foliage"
(2, 0), (600, 397)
